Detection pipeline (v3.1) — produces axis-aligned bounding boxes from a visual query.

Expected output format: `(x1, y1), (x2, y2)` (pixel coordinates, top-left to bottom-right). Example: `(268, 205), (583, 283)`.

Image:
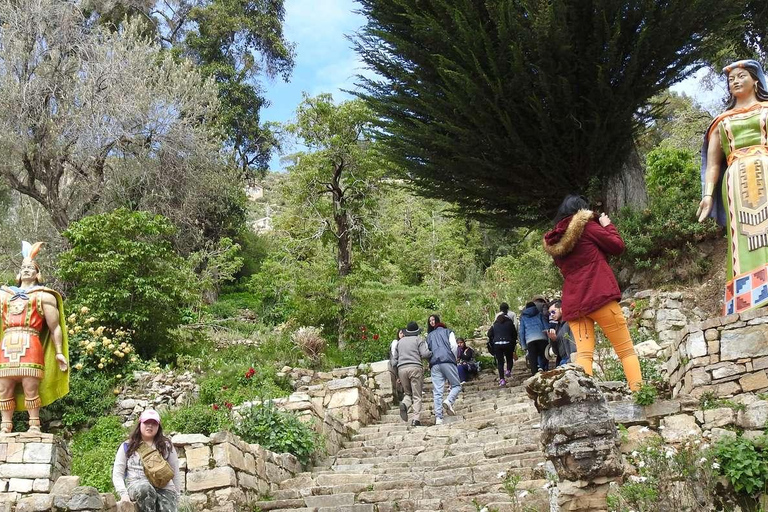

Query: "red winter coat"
(543, 210), (625, 321)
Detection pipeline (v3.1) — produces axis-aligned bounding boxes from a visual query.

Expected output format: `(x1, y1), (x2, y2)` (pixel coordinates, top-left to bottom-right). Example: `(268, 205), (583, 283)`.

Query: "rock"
(369, 360), (389, 374)
(327, 377), (361, 390)
(61, 486), (104, 511)
(720, 326), (768, 361)
(186, 467), (237, 492)
(50, 475), (80, 496)
(525, 365), (623, 481)
(737, 400), (768, 429)
(685, 331), (708, 358)
(8, 478), (33, 493)
(607, 402), (647, 425)
(119, 399), (138, 410)
(711, 362), (746, 380)
(14, 494), (53, 512)
(327, 388), (360, 408)
(660, 414), (701, 443)
(116, 499), (136, 512)
(621, 425), (662, 454)
(22, 443), (53, 463)
(634, 340), (662, 358)
(0, 463), (51, 479)
(655, 309), (687, 331)
(171, 434), (210, 445)
(740, 371), (768, 392)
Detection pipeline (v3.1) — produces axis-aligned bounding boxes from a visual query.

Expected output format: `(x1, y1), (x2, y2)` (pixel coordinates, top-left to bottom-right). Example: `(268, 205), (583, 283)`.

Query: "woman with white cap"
(112, 409), (181, 512)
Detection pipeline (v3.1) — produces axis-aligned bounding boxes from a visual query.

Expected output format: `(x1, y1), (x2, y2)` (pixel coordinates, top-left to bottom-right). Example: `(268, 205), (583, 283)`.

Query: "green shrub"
(714, 435), (768, 496)
(43, 371), (117, 429)
(66, 307), (139, 378)
(71, 416), (127, 492)
(162, 402), (233, 436)
(234, 402), (319, 466)
(59, 209), (198, 360)
(633, 384), (657, 406)
(615, 148), (719, 278)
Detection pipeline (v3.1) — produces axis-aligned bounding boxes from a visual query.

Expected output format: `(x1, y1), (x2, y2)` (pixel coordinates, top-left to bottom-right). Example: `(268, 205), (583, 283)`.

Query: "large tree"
(0, 0), (240, 249)
(354, 0), (741, 224)
(87, 0), (295, 177)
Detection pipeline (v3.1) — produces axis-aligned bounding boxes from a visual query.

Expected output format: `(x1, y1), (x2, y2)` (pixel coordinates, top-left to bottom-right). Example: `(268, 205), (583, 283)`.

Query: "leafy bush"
(162, 402), (233, 436)
(70, 416), (127, 492)
(234, 402), (319, 466)
(615, 148), (719, 278)
(291, 326), (326, 364)
(633, 384), (657, 405)
(714, 435), (768, 496)
(59, 209), (198, 360)
(43, 371), (117, 429)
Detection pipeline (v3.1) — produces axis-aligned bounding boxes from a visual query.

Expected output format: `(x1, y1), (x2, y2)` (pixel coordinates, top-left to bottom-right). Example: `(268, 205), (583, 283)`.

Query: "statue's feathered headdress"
(18, 241), (44, 284)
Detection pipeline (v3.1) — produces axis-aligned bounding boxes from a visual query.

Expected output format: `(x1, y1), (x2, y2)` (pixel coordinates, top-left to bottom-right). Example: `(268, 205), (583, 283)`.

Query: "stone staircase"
(253, 361), (552, 512)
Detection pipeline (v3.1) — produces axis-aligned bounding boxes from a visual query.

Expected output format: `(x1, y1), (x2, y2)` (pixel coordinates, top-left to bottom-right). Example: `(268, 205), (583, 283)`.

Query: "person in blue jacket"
(519, 300), (549, 374)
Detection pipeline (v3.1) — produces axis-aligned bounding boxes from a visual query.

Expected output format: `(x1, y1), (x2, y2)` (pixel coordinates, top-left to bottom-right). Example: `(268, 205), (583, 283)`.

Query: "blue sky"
(261, 0), (368, 170)
(261, 1), (729, 170)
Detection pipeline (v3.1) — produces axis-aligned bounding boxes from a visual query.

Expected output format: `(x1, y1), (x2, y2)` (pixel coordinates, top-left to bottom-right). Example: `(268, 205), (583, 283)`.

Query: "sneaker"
(444, 401), (456, 416)
(399, 402), (408, 422)
(435, 418), (444, 425)
(411, 419), (421, 427)
(499, 379), (506, 387)
(505, 369), (512, 378)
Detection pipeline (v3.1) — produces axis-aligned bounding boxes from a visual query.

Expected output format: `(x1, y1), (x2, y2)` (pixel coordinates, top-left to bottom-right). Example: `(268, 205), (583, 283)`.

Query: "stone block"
(116, 499), (137, 512)
(237, 471), (260, 490)
(643, 400), (681, 418)
(31, 479), (50, 493)
(56, 486), (103, 511)
(185, 446), (211, 470)
(621, 425), (662, 454)
(741, 308), (768, 321)
(711, 362), (746, 380)
(708, 340), (720, 354)
(0, 464), (51, 479)
(23, 443), (53, 464)
(328, 388), (360, 409)
(660, 414), (701, 443)
(705, 329), (719, 341)
(691, 367), (711, 386)
(186, 467), (237, 492)
(171, 434), (210, 445)
(702, 407), (736, 429)
(304, 493), (355, 508)
(8, 478), (33, 493)
(369, 360), (389, 374)
(686, 330), (707, 358)
(327, 377), (361, 390)
(6, 443), (24, 463)
(14, 494), (53, 512)
(721, 326), (768, 361)
(741, 371), (768, 392)
(754, 356), (768, 371)
(213, 443), (246, 471)
(50, 475), (80, 495)
(607, 402), (646, 425)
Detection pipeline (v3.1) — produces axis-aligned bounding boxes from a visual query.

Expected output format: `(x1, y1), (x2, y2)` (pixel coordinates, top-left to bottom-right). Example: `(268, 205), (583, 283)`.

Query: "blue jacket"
(426, 326), (456, 368)
(519, 305), (548, 349)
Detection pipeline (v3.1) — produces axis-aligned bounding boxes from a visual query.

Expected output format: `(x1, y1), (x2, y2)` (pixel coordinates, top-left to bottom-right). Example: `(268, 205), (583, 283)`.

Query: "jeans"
(494, 343), (515, 379)
(527, 339), (548, 375)
(431, 363), (461, 419)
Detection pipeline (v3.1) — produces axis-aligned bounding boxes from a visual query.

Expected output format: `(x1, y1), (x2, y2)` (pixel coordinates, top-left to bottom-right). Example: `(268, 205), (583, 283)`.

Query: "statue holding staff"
(0, 242), (68, 433)
(698, 59), (768, 315)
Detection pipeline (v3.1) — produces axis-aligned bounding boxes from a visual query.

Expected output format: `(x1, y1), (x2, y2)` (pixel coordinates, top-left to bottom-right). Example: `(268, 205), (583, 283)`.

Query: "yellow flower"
(100, 358), (106, 364)
(113, 388), (121, 395)
(120, 342), (127, 349)
(74, 326), (82, 333)
(68, 329), (74, 336)
(67, 314), (77, 324)
(74, 363), (83, 370)
(123, 346), (132, 354)
(96, 326), (105, 336)
(130, 356), (138, 362)
(87, 341), (96, 349)
(85, 317), (95, 324)
(116, 352), (125, 358)
(102, 339), (110, 347)
(88, 327), (95, 334)
(116, 374), (122, 379)
(79, 340), (87, 347)
(108, 344), (115, 350)
(97, 363), (104, 369)
(80, 306), (90, 314)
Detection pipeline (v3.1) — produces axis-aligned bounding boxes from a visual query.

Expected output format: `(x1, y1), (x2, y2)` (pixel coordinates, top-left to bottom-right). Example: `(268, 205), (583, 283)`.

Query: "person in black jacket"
(487, 313), (518, 386)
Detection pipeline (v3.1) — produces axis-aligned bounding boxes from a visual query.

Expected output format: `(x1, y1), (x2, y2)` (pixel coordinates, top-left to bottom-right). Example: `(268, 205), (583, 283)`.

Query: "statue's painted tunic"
(711, 102), (768, 314)
(0, 290), (47, 379)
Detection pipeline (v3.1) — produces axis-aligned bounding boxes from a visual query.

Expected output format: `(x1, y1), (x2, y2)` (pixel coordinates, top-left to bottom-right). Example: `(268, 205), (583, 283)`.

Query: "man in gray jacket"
(392, 321), (431, 426)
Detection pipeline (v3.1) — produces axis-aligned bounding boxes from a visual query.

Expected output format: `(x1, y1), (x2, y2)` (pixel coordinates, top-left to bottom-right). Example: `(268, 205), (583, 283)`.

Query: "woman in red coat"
(543, 195), (642, 391)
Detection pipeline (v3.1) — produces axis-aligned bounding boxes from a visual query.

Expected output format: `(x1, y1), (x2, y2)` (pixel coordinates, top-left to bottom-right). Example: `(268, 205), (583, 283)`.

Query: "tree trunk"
(602, 144), (648, 213)
(333, 189), (352, 349)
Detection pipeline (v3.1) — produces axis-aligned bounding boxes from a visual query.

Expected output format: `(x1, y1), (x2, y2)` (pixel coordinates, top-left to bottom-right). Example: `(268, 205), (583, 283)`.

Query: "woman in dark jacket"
(487, 313), (517, 386)
(543, 194), (642, 391)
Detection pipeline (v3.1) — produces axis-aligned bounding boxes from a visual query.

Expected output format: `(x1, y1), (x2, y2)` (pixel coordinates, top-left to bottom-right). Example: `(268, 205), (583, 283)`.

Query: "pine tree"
(354, 0), (741, 224)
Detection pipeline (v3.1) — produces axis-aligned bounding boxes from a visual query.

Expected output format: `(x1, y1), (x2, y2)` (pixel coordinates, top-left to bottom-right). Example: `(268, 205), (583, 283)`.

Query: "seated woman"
(456, 338), (478, 383)
(113, 410), (181, 512)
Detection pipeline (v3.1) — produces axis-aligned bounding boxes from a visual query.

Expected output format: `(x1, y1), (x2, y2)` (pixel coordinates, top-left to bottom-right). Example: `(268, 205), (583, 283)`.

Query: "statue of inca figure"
(0, 242), (68, 433)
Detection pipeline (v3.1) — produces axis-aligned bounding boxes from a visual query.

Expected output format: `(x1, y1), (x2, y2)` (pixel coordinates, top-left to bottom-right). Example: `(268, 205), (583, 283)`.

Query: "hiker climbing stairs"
(253, 354), (551, 512)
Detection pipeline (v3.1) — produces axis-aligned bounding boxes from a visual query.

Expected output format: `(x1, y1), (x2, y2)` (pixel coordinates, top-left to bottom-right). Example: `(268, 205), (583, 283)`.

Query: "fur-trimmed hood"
(543, 209), (596, 258)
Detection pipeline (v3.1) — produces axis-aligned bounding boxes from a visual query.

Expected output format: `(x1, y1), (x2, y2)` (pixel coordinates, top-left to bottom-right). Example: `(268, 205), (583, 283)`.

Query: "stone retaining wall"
(0, 433), (69, 498)
(666, 307), (768, 398)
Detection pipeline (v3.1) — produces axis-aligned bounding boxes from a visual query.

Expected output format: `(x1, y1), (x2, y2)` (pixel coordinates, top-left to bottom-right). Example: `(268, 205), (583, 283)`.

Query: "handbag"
(136, 442), (174, 488)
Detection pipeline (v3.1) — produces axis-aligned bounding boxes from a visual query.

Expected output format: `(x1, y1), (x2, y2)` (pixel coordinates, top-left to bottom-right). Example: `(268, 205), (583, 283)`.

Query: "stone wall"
(114, 370), (199, 426)
(0, 433), (70, 497)
(666, 307), (768, 398)
(622, 290), (708, 349)
(172, 432), (300, 512)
